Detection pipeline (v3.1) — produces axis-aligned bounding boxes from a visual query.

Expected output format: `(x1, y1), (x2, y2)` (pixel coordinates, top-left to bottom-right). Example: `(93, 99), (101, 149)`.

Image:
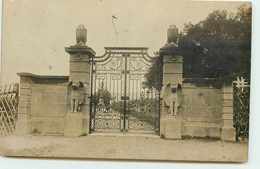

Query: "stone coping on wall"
(182, 82), (222, 89)
(17, 72), (69, 79)
(17, 72), (69, 84)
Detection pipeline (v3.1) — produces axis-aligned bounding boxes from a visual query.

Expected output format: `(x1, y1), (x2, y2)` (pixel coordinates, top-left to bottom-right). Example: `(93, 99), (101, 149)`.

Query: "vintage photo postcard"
(0, 0), (251, 162)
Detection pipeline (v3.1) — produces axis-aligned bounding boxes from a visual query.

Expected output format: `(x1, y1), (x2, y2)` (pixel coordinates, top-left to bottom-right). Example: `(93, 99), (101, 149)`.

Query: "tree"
(181, 4), (251, 83)
(93, 82), (112, 110)
(145, 4), (252, 89)
(143, 52), (163, 91)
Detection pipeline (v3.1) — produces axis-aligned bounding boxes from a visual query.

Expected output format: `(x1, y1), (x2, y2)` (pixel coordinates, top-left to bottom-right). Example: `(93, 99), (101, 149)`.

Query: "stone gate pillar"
(221, 85), (236, 141)
(160, 54), (183, 139)
(162, 55), (183, 87)
(159, 25), (183, 139)
(64, 25), (95, 137)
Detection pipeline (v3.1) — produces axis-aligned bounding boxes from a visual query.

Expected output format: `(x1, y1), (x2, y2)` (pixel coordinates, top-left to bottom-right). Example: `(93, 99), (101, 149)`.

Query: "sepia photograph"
(0, 0), (252, 163)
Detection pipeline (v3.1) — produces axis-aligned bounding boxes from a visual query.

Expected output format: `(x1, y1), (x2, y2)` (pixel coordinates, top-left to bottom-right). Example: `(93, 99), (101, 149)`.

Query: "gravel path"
(0, 135), (248, 162)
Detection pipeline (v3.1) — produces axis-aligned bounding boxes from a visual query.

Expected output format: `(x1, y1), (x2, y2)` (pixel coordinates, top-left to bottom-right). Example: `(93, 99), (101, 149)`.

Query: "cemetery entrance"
(90, 47), (160, 134)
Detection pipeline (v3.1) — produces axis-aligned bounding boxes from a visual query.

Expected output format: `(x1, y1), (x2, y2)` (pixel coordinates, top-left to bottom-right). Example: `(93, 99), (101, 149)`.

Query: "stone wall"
(159, 41), (235, 140)
(180, 83), (223, 138)
(30, 83), (68, 135)
(16, 73), (69, 136)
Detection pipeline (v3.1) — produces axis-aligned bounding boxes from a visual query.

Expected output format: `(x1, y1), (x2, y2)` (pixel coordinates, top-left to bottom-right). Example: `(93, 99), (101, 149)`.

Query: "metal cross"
(233, 76), (249, 92)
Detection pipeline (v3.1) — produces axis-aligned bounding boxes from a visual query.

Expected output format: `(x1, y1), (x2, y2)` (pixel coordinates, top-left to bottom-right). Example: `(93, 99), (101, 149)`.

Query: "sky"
(1, 0), (249, 83)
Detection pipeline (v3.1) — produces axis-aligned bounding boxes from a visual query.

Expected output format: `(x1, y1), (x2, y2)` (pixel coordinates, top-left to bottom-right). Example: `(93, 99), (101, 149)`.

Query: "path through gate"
(90, 47), (160, 134)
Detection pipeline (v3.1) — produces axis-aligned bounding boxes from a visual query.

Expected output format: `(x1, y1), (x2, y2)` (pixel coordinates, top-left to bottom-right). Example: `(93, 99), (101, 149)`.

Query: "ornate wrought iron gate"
(0, 83), (19, 136)
(90, 47), (160, 134)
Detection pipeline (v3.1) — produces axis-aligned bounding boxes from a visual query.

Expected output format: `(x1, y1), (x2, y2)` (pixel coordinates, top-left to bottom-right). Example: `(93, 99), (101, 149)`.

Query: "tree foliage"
(93, 83), (112, 109)
(181, 4), (251, 81)
(144, 52), (163, 90)
(145, 4), (252, 89)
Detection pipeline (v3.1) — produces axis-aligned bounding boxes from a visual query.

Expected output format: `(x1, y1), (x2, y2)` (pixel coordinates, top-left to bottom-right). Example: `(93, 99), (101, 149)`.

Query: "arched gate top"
(94, 47), (155, 63)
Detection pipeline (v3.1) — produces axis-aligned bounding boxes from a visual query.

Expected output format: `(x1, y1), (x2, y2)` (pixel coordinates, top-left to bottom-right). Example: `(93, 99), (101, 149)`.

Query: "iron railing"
(233, 77), (250, 141)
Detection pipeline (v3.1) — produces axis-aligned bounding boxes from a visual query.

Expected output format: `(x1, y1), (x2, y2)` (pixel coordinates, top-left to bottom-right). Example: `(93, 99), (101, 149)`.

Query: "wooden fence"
(0, 83), (19, 136)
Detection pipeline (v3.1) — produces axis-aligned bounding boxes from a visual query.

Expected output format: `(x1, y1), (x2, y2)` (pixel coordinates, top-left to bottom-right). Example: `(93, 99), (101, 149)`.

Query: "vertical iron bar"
(123, 54), (128, 132)
(89, 55), (94, 133)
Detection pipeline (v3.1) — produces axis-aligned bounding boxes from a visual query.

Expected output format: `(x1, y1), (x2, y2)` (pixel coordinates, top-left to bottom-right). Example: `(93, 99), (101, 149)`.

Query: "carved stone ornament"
(76, 25), (87, 46)
(162, 82), (179, 116)
(68, 81), (85, 112)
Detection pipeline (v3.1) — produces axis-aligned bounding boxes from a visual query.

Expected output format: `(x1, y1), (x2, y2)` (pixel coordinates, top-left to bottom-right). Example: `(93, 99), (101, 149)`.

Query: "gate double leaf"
(90, 47), (160, 134)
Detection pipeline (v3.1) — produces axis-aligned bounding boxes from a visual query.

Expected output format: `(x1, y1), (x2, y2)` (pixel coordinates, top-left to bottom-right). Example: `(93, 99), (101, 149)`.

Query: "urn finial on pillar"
(76, 24), (87, 46)
(167, 25), (179, 44)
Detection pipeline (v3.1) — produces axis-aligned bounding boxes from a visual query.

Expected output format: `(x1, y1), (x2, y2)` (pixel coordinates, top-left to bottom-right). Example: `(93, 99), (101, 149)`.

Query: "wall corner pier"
(221, 85), (236, 141)
(15, 74), (33, 135)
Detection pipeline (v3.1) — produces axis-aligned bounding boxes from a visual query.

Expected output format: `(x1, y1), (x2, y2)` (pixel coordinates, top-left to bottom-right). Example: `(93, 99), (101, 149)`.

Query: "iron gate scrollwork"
(90, 47), (160, 134)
